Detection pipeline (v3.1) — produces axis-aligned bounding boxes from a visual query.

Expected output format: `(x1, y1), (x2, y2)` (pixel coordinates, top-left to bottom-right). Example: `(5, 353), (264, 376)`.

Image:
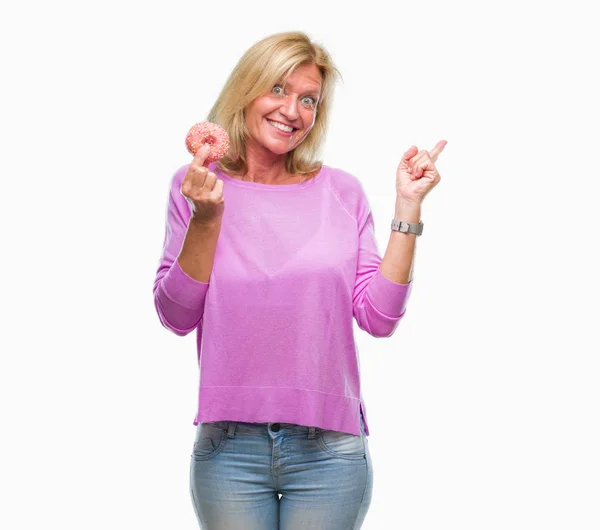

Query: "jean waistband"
(206, 413), (366, 436)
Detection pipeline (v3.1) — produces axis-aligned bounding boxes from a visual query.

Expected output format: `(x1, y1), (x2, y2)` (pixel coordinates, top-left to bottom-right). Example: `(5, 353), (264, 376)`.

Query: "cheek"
(247, 98), (270, 120)
(302, 114), (316, 135)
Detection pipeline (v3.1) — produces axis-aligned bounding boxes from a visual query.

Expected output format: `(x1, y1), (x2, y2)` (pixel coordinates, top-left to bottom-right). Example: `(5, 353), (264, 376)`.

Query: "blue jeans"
(189, 415), (373, 529)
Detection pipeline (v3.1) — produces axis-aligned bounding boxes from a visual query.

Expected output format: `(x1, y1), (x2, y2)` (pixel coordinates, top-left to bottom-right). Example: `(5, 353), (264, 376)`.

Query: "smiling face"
(244, 62), (322, 156)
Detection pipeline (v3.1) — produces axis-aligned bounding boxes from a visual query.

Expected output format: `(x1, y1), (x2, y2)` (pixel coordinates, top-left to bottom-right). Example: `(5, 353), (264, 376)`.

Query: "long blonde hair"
(206, 31), (343, 178)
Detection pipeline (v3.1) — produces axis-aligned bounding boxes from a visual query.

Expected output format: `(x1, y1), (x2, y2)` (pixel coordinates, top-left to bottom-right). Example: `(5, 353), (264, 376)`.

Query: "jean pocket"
(317, 429), (366, 460)
(191, 423), (226, 461)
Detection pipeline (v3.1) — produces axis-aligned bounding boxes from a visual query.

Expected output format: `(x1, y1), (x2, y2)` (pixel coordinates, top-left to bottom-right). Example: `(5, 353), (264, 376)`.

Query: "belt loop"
(308, 426), (317, 439)
(225, 422), (237, 438)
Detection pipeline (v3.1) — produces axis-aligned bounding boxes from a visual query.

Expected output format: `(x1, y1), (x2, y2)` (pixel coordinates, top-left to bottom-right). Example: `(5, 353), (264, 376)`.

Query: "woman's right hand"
(181, 143), (225, 224)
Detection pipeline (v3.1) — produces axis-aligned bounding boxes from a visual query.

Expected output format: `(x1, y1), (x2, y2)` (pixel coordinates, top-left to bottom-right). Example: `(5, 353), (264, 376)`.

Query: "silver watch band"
(391, 219), (424, 235)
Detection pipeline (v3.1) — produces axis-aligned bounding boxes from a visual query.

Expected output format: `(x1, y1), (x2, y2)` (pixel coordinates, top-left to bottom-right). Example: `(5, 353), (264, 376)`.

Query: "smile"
(267, 119), (297, 136)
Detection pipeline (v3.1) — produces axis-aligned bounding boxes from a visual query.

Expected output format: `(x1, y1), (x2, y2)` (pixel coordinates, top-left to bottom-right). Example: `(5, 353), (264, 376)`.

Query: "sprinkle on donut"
(185, 122), (231, 164)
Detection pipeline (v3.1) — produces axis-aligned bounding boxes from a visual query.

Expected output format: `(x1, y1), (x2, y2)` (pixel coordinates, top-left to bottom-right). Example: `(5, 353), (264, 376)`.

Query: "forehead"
(282, 65), (322, 93)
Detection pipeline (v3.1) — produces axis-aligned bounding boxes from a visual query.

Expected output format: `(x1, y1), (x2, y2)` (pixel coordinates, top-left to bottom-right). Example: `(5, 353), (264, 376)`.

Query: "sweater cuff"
(366, 268), (413, 318)
(161, 258), (210, 310)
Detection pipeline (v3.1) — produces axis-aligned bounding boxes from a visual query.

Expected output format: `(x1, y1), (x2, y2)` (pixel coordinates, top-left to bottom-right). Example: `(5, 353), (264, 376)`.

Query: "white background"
(2, 0), (599, 528)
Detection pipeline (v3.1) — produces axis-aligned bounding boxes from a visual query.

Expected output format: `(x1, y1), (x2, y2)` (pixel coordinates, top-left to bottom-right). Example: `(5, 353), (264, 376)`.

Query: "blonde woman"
(153, 30), (445, 530)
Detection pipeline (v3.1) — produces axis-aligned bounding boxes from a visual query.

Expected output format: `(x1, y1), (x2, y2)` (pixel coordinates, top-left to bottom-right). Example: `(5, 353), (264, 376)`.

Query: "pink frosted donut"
(185, 122), (230, 164)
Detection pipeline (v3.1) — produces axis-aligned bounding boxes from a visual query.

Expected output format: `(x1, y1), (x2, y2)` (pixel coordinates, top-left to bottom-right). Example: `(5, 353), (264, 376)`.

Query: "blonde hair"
(206, 31), (343, 178)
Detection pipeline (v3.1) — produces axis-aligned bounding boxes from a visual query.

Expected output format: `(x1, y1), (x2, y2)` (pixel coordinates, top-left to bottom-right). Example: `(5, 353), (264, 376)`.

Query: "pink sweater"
(153, 161), (413, 436)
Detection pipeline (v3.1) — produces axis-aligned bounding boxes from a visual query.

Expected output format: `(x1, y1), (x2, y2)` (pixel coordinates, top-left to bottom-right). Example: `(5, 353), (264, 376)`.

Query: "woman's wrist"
(394, 197), (422, 222)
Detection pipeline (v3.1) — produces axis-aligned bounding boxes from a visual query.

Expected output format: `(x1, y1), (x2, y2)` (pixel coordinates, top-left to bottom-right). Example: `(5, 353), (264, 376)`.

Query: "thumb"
(398, 145), (417, 173)
(403, 145), (417, 159)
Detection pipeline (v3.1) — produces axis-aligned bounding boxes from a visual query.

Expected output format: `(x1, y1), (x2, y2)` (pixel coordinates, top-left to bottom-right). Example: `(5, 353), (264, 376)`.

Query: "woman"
(153, 31), (445, 530)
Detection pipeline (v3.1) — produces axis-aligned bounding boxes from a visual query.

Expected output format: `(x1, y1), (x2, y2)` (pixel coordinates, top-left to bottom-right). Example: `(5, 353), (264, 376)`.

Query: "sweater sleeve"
(153, 165), (210, 336)
(352, 206), (413, 338)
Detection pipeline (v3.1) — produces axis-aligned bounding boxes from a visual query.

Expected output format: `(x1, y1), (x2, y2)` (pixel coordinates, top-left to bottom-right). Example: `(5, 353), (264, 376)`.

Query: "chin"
(263, 140), (297, 155)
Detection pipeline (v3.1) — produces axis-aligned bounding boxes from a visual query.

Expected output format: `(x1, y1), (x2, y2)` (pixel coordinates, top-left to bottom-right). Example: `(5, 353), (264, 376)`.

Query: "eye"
(272, 84), (318, 109)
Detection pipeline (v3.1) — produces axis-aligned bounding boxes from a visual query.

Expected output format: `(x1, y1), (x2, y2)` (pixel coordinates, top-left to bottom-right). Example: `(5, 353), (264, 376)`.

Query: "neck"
(242, 141), (291, 184)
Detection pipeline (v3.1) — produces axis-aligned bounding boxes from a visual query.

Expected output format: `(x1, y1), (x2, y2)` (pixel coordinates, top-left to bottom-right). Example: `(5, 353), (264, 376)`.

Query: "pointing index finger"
(429, 140), (448, 162)
(194, 142), (212, 165)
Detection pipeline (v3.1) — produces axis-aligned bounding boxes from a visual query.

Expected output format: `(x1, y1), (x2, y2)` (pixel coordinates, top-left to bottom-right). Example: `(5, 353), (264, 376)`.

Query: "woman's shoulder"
(324, 165), (363, 189)
(325, 165), (370, 211)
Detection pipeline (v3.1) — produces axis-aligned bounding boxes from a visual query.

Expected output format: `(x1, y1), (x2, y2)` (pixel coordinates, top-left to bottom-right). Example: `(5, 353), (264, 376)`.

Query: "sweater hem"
(193, 385), (370, 436)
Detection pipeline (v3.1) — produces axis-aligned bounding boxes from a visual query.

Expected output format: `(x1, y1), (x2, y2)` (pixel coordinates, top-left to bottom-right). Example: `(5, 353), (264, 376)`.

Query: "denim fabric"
(189, 415), (373, 529)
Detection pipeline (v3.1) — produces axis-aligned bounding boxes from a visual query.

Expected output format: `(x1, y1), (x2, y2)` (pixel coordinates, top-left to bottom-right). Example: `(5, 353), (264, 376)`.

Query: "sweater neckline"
(215, 165), (327, 191)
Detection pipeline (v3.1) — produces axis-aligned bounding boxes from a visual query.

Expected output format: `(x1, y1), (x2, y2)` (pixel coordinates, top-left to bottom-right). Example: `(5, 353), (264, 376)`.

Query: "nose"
(279, 96), (299, 121)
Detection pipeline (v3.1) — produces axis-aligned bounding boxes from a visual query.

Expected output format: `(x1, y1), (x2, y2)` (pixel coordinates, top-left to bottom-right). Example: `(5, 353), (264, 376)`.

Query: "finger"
(407, 150), (426, 172)
(402, 146), (419, 173)
(210, 177), (224, 199)
(412, 149), (428, 169)
(428, 140), (448, 162)
(204, 171), (218, 190)
(189, 165), (208, 187)
(193, 142), (212, 166)
(409, 161), (423, 179)
(402, 145), (418, 162)
(418, 159), (435, 178)
(415, 155), (433, 178)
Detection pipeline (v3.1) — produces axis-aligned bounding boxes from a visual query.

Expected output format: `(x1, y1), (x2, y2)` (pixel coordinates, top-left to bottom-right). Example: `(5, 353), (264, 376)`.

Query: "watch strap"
(391, 219), (424, 235)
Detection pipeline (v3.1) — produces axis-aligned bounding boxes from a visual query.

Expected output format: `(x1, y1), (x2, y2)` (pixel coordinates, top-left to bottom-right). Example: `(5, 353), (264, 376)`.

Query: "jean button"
(271, 423), (281, 432)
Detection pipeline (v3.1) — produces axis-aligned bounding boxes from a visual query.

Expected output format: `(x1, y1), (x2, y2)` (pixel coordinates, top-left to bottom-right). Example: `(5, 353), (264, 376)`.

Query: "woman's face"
(244, 62), (322, 156)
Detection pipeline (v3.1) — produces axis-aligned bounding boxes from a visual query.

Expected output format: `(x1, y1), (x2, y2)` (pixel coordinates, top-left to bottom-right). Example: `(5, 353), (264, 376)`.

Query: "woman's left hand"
(396, 140), (447, 205)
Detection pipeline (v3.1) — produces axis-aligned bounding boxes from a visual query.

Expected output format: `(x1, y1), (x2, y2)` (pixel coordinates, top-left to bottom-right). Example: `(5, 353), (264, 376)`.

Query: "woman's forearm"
(177, 217), (222, 283)
(379, 200), (421, 285)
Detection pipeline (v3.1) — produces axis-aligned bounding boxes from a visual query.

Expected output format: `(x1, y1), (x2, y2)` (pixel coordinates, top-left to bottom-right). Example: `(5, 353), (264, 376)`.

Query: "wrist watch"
(391, 219), (424, 235)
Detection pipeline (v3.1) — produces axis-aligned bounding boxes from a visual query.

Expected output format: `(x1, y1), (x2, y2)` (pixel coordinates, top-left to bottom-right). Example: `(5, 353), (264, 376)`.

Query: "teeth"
(268, 119), (294, 132)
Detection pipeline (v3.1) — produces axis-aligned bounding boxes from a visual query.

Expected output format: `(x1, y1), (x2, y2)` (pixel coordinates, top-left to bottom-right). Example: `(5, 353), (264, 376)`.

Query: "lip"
(266, 119), (298, 137)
